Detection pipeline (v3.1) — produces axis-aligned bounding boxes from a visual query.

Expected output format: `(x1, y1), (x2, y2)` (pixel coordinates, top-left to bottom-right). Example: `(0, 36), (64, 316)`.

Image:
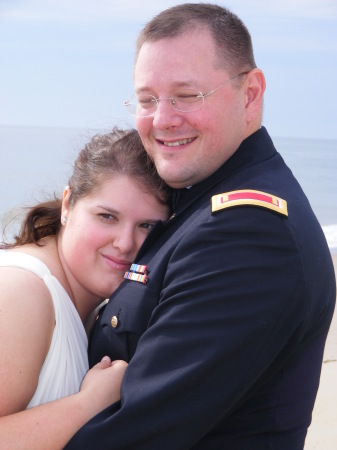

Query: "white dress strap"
(0, 251), (89, 407)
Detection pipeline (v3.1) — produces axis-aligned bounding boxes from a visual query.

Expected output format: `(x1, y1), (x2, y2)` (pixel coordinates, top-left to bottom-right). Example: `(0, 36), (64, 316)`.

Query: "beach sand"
(304, 253), (337, 449)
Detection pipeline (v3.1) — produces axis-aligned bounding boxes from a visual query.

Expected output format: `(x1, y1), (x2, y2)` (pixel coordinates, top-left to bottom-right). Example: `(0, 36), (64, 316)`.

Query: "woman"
(0, 127), (170, 448)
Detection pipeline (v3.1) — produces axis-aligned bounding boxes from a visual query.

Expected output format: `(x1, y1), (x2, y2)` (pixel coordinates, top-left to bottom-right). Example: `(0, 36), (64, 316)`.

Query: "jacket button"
(111, 315), (118, 328)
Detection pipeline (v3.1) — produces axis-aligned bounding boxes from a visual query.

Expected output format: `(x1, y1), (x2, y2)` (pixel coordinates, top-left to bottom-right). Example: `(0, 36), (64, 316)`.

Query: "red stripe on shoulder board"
(211, 189), (288, 216)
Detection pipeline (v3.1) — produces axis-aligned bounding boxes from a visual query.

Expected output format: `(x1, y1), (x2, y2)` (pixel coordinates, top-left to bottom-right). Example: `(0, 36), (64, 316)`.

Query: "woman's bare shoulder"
(0, 262), (55, 414)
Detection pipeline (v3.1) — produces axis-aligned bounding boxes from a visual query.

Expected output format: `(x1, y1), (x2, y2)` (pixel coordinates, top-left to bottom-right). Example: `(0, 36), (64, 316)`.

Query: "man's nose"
(152, 98), (183, 129)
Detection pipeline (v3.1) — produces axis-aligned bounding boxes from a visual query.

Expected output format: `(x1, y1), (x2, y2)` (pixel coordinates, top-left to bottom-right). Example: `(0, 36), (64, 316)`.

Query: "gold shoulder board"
(211, 189), (288, 216)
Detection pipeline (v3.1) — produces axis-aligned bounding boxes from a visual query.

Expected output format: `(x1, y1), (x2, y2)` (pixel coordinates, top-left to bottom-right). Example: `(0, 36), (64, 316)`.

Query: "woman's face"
(60, 174), (169, 305)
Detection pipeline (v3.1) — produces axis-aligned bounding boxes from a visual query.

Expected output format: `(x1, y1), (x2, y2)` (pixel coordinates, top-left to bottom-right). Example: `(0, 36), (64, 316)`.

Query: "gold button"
(111, 315), (118, 328)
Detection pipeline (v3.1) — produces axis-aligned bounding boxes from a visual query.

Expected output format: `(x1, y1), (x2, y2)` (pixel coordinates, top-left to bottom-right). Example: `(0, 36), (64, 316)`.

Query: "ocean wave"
(322, 224), (337, 252)
(2, 217), (337, 252)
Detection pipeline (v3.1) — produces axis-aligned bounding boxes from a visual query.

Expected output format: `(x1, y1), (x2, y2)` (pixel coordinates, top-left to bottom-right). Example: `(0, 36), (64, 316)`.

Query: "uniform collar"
(170, 127), (276, 213)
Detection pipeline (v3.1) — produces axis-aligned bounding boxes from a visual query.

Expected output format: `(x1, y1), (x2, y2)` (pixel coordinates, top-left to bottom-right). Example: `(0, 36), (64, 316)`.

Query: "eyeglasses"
(124, 71), (249, 118)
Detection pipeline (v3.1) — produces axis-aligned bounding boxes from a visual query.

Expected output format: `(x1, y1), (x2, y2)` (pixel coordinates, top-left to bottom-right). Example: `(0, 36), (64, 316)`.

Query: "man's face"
(134, 29), (249, 189)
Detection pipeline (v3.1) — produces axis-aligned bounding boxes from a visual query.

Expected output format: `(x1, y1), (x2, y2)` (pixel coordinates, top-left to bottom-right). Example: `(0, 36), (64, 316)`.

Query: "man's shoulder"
(211, 189), (288, 217)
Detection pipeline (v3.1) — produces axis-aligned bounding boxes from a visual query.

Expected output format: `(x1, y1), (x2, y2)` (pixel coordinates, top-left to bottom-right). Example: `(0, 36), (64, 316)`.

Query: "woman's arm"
(0, 357), (127, 450)
(0, 267), (127, 449)
(0, 268), (55, 414)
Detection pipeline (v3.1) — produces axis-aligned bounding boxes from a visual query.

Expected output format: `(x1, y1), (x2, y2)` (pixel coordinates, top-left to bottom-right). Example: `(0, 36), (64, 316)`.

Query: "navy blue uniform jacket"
(66, 127), (336, 449)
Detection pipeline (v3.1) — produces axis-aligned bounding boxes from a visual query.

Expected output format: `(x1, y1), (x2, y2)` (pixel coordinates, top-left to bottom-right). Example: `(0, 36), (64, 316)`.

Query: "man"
(66, 4), (336, 449)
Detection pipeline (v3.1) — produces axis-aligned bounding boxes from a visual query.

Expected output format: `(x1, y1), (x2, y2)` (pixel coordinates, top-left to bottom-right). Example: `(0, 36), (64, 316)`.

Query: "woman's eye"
(140, 223), (155, 232)
(99, 213), (117, 222)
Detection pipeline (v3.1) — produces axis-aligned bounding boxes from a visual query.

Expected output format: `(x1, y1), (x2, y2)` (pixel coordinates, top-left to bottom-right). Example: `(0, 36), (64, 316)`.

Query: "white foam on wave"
(322, 224), (337, 252)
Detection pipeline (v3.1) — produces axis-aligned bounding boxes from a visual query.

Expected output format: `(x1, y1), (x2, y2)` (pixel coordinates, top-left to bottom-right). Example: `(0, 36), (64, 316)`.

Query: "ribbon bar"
(129, 263), (148, 274)
(124, 271), (148, 284)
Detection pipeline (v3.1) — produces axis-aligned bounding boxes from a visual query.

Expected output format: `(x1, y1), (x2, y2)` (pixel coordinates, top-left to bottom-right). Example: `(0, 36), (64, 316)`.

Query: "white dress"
(0, 251), (89, 408)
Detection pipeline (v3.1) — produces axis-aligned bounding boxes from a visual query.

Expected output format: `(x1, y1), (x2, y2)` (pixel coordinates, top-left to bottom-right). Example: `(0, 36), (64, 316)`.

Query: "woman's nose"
(113, 228), (135, 254)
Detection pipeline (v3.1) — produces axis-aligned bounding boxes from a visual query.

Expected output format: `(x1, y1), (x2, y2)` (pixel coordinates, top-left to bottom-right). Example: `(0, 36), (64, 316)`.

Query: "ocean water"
(1, 125), (336, 253)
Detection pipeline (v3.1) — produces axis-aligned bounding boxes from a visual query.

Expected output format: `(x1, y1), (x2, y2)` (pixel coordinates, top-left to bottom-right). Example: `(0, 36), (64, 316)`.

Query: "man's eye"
(138, 97), (156, 108)
(176, 93), (200, 103)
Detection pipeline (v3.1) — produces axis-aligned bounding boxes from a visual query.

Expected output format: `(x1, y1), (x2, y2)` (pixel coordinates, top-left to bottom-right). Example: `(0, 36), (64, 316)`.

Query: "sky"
(1, 0), (337, 139)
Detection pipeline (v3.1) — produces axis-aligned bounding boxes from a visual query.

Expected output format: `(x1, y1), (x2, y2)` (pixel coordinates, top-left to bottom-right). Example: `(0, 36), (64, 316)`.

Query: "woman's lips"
(103, 255), (131, 271)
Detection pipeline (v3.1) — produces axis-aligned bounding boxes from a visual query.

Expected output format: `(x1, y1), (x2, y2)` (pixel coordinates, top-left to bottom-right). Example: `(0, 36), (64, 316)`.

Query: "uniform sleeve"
(65, 206), (306, 449)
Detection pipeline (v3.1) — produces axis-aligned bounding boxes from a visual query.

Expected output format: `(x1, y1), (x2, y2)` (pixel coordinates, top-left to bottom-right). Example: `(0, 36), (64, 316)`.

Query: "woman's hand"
(0, 358), (128, 450)
(79, 357), (128, 416)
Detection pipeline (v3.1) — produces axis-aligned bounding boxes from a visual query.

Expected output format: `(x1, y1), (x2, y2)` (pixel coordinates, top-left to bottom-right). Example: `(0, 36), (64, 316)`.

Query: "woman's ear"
(61, 186), (71, 222)
(244, 68), (266, 123)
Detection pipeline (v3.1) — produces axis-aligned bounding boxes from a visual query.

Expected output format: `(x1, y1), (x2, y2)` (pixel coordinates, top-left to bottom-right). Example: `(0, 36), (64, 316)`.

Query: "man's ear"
(244, 68), (266, 123)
